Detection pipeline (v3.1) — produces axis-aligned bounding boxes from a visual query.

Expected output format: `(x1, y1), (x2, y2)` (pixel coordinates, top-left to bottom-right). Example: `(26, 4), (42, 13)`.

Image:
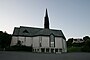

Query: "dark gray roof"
(13, 26), (66, 39)
(13, 27), (20, 35)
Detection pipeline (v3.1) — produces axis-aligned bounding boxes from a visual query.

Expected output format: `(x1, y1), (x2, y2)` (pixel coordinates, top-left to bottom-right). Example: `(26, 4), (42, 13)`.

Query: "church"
(10, 9), (67, 53)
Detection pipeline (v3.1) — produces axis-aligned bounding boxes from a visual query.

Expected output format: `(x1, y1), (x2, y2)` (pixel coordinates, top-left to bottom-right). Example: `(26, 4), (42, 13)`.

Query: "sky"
(0, 0), (90, 39)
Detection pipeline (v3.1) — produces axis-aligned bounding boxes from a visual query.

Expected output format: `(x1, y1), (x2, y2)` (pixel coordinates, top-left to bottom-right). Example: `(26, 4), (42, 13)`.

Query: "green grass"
(67, 47), (82, 52)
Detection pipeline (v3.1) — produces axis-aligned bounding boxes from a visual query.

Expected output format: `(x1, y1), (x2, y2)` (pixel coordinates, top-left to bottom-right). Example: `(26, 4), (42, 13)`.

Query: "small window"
(41, 48), (45, 52)
(37, 49), (39, 52)
(40, 43), (41, 47)
(46, 48), (49, 52)
(55, 49), (58, 52)
(59, 49), (62, 52)
(51, 49), (54, 53)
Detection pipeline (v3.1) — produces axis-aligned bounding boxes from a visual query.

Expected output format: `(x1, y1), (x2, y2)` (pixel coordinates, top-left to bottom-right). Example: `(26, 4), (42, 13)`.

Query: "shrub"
(81, 46), (90, 52)
(68, 47), (81, 52)
(5, 45), (32, 52)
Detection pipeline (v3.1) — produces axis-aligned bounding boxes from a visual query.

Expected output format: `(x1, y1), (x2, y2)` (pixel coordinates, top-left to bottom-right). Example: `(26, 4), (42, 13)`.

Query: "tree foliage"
(83, 36), (90, 42)
(81, 36), (90, 52)
(0, 31), (12, 50)
(67, 38), (73, 47)
(67, 36), (90, 52)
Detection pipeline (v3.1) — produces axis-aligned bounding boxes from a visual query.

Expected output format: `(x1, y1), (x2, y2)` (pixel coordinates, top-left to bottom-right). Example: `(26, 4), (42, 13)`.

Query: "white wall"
(11, 36), (33, 46)
(41, 36), (49, 48)
(18, 36), (33, 46)
(25, 37), (32, 46)
(33, 36), (40, 48)
(10, 36), (18, 46)
(62, 39), (67, 52)
(55, 37), (63, 48)
(18, 36), (25, 45)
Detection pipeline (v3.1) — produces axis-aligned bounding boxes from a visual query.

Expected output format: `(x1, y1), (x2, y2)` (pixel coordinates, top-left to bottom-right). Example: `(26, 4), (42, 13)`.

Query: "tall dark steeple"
(44, 9), (49, 29)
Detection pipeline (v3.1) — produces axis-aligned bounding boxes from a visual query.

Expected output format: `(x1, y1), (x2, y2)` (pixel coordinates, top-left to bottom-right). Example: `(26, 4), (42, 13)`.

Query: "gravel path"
(0, 51), (90, 60)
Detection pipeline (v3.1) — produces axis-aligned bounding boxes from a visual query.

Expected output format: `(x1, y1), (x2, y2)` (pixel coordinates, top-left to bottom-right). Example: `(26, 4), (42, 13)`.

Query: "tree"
(0, 31), (12, 50)
(83, 36), (90, 42)
(83, 36), (90, 48)
(67, 38), (73, 47)
(81, 36), (90, 52)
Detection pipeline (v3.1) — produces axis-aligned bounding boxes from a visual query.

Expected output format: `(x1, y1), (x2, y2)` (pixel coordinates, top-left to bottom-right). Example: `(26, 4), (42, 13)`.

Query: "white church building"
(10, 9), (67, 53)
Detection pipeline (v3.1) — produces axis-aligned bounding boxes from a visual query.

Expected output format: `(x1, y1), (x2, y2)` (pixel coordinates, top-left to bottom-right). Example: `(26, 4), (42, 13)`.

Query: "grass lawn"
(67, 47), (82, 52)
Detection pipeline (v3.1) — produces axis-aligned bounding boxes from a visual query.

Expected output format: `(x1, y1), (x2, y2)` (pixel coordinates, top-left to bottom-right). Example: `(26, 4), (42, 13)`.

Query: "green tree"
(83, 36), (90, 42)
(67, 38), (73, 47)
(0, 31), (12, 50)
(81, 36), (90, 52)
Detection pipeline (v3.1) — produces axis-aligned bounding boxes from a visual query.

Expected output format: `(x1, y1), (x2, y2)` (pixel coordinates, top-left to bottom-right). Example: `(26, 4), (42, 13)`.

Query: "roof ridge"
(20, 26), (43, 29)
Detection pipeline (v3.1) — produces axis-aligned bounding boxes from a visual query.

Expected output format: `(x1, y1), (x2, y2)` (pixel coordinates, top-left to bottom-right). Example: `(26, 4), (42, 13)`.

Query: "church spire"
(45, 8), (48, 17)
(44, 8), (49, 29)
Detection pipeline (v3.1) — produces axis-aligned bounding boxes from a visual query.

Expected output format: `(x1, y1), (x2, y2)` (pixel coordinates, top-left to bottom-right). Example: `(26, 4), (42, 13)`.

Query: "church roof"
(13, 26), (66, 39)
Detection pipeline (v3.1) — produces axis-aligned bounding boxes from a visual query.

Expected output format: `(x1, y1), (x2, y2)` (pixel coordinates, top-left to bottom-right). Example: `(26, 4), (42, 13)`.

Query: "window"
(40, 43), (41, 47)
(37, 49), (39, 52)
(55, 49), (58, 52)
(51, 49), (54, 53)
(50, 34), (54, 42)
(46, 48), (49, 52)
(50, 34), (55, 47)
(41, 48), (45, 52)
(51, 42), (54, 47)
(39, 36), (42, 47)
(59, 49), (62, 52)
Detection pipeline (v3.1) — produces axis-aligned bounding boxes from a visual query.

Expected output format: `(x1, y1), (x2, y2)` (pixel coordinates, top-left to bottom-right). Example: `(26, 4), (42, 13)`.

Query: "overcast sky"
(0, 0), (90, 39)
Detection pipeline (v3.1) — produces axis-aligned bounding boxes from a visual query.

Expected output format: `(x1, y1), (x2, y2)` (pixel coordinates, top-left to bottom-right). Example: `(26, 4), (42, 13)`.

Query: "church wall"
(11, 36), (33, 46)
(41, 36), (49, 48)
(25, 37), (32, 46)
(55, 37), (63, 48)
(18, 36), (25, 45)
(62, 39), (67, 52)
(10, 36), (18, 46)
(33, 36), (40, 48)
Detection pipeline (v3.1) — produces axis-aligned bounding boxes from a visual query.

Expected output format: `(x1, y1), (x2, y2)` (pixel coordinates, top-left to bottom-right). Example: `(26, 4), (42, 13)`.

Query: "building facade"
(10, 9), (67, 53)
(72, 38), (84, 43)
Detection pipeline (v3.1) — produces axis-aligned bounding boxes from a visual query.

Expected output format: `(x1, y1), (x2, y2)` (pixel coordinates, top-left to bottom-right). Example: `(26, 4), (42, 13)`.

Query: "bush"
(5, 45), (32, 52)
(81, 46), (90, 52)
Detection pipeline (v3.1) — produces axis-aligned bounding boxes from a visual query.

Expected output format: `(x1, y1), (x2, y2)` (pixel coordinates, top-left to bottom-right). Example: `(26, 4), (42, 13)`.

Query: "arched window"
(50, 34), (55, 47)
